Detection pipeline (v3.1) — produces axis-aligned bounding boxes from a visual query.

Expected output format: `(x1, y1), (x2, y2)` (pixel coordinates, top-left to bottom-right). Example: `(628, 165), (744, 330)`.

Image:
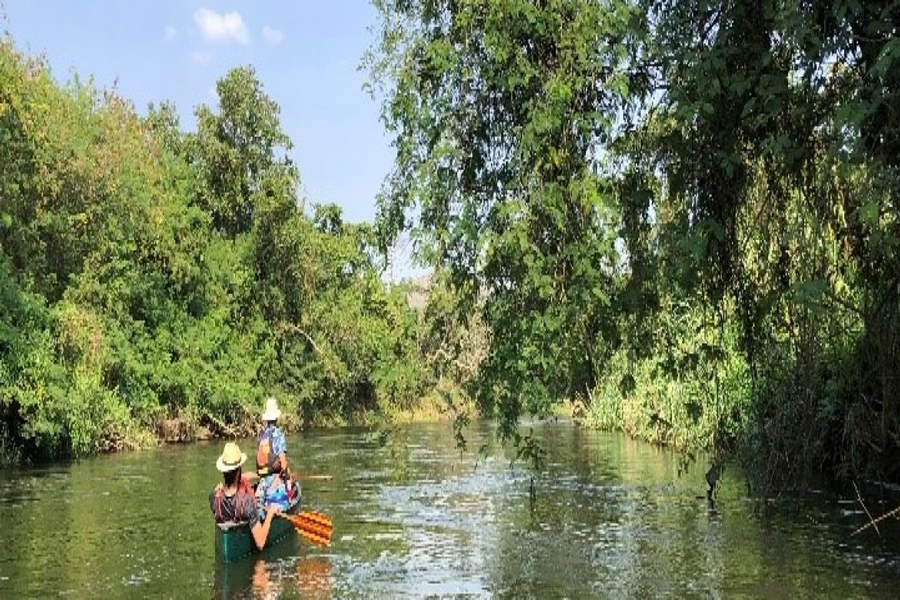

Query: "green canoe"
(215, 491), (302, 563)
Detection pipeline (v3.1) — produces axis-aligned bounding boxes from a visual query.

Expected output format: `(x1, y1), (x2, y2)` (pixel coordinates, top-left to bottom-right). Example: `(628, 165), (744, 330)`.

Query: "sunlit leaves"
(371, 0), (900, 486)
(0, 43), (443, 463)
(370, 0), (641, 441)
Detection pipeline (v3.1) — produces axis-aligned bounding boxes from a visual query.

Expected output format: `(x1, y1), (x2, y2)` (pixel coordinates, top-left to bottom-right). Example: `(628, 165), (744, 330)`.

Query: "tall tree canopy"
(370, 0), (900, 487)
(0, 41), (449, 464)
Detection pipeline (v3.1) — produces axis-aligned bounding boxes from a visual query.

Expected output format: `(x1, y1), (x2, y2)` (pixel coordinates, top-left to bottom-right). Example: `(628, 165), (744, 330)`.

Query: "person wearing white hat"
(255, 397), (294, 512)
(210, 441), (280, 550)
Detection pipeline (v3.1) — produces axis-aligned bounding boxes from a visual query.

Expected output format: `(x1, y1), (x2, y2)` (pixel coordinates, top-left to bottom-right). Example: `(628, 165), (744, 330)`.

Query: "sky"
(2, 1), (393, 226)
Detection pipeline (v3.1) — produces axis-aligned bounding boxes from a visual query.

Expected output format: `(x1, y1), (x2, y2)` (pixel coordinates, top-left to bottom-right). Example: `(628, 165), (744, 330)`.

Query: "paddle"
(279, 510), (333, 547)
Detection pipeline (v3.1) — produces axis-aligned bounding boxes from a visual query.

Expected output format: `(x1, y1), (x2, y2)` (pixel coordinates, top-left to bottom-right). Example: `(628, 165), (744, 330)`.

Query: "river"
(1, 420), (899, 598)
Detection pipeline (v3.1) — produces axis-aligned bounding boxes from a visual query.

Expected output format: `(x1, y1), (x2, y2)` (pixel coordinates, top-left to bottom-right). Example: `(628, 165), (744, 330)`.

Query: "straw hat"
(216, 442), (247, 472)
(261, 396), (281, 421)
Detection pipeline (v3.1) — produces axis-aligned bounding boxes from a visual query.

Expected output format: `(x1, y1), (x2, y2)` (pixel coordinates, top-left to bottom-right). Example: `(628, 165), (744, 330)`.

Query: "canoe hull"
(215, 493), (301, 563)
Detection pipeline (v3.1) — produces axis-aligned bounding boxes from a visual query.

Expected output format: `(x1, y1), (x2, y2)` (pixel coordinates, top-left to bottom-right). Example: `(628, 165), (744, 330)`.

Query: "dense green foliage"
(0, 42), (447, 463)
(369, 0), (900, 488)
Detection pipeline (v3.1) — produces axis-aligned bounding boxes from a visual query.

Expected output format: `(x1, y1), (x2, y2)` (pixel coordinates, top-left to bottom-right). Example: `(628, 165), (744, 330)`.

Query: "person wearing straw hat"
(255, 397), (294, 512)
(210, 441), (280, 550)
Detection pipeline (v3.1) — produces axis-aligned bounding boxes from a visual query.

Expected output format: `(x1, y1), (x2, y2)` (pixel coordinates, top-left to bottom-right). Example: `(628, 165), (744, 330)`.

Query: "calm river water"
(1, 420), (899, 598)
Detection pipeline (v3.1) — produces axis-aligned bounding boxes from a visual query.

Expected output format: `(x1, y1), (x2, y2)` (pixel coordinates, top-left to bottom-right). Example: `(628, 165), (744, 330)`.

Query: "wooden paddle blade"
(278, 511), (329, 526)
(296, 519), (333, 542)
(294, 525), (331, 547)
(298, 525), (332, 544)
(283, 512), (332, 532)
(281, 512), (333, 545)
(294, 522), (331, 547)
(298, 510), (333, 528)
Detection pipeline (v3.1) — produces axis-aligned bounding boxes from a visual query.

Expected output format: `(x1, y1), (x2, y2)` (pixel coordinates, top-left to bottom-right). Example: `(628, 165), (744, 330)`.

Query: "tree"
(370, 0), (900, 486)
(189, 66), (297, 237)
(369, 0), (643, 440)
(0, 44), (448, 464)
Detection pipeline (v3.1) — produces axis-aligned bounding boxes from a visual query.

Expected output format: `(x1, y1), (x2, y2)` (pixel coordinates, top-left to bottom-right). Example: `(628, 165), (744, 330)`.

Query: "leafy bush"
(0, 42), (449, 464)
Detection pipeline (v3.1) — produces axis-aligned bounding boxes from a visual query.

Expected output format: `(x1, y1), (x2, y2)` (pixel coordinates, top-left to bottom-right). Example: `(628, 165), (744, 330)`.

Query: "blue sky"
(3, 1), (393, 226)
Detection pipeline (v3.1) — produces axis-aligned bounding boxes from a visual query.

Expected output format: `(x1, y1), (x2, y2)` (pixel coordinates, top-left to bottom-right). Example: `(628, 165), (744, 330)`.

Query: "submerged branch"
(851, 500), (900, 537)
(852, 482), (882, 537)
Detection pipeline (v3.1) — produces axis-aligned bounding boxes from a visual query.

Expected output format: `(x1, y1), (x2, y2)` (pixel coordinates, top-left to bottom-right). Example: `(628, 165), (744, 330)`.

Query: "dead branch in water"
(852, 502), (900, 537)
(850, 482), (900, 537)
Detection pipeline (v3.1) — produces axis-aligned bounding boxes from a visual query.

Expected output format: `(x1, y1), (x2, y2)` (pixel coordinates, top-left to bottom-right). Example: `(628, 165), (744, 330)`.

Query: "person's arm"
(250, 506), (280, 550)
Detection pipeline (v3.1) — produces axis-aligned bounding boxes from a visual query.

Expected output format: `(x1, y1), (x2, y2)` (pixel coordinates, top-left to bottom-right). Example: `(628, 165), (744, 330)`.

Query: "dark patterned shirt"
(209, 486), (259, 526)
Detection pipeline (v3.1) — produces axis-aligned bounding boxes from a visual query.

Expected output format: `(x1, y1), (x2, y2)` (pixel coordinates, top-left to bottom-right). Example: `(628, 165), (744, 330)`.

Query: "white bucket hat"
(262, 396), (281, 421)
(216, 442), (247, 472)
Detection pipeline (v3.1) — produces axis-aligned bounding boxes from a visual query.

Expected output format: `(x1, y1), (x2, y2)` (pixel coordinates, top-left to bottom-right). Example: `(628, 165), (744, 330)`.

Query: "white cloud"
(194, 8), (248, 45)
(163, 26), (178, 42)
(262, 26), (283, 45)
(190, 50), (212, 65)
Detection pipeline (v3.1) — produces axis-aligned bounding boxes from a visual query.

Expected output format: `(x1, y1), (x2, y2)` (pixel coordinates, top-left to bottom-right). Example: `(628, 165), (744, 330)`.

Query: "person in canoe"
(210, 441), (281, 550)
(255, 397), (296, 512)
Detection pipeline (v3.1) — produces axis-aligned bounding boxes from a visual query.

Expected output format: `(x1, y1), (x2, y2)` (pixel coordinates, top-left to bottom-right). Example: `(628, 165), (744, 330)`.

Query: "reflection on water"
(215, 554), (333, 600)
(1, 421), (900, 598)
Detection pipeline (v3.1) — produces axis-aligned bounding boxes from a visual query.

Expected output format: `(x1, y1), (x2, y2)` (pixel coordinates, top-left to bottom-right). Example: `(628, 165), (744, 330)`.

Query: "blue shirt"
(256, 424), (289, 512)
(266, 425), (287, 457)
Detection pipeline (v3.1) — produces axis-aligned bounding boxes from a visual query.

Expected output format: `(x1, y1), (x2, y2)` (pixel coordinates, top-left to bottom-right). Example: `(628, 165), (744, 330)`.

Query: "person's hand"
(266, 504), (281, 518)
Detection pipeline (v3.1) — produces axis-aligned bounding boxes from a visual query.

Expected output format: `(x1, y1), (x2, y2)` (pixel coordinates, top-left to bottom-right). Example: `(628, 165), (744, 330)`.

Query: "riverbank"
(83, 390), (476, 459)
